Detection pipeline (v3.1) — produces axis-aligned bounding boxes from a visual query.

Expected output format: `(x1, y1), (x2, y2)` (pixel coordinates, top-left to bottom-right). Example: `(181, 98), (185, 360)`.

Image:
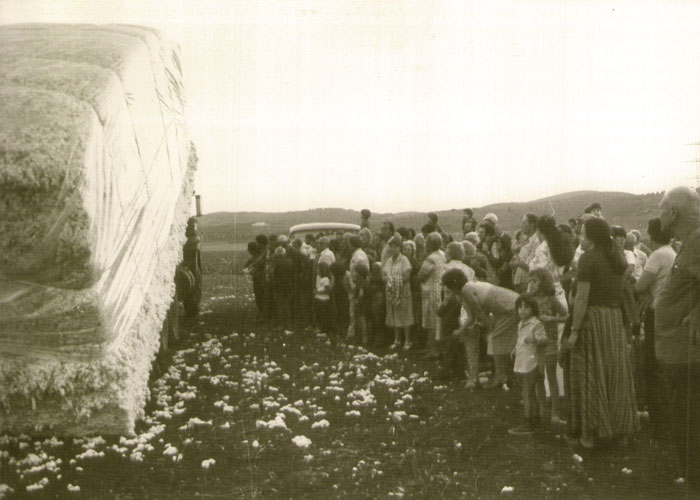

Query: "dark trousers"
(314, 299), (331, 333)
(642, 308), (668, 435)
(661, 362), (700, 489)
(252, 277), (264, 316)
(275, 291), (292, 330)
(263, 280), (274, 320)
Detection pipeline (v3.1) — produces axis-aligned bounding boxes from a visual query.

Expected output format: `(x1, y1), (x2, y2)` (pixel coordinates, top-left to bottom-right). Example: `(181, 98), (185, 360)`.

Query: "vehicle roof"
(289, 222), (361, 236)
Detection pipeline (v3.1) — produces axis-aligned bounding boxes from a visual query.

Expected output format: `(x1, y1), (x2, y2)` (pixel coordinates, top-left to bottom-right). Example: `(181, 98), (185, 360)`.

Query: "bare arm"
(460, 286), (488, 329)
(417, 255), (435, 283)
(539, 298), (568, 324)
(635, 269), (656, 295)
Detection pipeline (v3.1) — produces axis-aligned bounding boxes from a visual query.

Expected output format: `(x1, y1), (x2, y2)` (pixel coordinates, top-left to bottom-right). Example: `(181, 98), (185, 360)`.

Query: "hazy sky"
(4, 0), (700, 213)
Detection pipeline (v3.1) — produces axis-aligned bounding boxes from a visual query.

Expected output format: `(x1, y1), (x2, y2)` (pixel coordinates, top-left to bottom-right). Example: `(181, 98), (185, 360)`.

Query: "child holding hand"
(509, 294), (548, 437)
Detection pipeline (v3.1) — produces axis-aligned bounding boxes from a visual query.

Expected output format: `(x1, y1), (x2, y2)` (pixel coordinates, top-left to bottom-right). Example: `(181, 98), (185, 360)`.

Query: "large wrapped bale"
(0, 24), (197, 435)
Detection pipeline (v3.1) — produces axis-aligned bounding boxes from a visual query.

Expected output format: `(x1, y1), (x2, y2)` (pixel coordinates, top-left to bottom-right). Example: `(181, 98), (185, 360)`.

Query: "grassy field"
(0, 249), (694, 499)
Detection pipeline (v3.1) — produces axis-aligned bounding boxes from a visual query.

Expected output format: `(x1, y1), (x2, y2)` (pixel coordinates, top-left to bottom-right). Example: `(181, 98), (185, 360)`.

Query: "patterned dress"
(382, 254), (413, 328)
(420, 250), (446, 330)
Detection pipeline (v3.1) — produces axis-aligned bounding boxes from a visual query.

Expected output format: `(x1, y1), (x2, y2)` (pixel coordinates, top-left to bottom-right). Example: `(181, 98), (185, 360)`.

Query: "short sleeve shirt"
(655, 226), (700, 364)
(576, 249), (623, 307)
(643, 245), (676, 308)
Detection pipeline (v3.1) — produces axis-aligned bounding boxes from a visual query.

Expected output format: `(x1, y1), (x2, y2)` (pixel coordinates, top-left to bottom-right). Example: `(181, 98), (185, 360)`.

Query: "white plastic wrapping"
(0, 24), (196, 434)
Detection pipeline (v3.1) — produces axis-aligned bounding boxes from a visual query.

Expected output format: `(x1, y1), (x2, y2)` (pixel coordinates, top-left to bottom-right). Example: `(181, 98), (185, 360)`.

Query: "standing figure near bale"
(271, 246), (294, 332)
(442, 268), (519, 389)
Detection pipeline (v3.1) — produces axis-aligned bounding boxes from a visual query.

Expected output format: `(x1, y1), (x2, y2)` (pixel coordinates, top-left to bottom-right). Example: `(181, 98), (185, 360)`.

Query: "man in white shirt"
(512, 213), (539, 293)
(317, 237), (335, 268)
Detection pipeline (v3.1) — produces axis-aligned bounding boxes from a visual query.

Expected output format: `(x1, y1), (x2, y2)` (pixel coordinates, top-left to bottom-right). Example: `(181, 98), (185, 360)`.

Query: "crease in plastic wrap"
(0, 24), (198, 435)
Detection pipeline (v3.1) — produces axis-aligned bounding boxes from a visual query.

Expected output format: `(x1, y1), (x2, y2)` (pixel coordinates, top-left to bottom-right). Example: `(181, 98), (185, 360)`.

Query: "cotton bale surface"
(0, 24), (197, 435)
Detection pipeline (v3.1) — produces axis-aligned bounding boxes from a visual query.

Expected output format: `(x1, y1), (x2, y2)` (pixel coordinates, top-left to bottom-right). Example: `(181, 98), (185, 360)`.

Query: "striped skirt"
(570, 306), (640, 439)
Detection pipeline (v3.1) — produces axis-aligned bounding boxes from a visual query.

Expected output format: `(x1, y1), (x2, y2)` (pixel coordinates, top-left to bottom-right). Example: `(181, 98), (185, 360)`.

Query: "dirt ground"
(0, 251), (696, 499)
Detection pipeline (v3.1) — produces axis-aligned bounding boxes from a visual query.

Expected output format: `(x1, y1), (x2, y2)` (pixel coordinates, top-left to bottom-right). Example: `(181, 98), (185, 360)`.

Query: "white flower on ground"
(257, 414), (288, 431)
(201, 458), (216, 469)
(311, 419), (329, 430)
(621, 467), (633, 476)
(572, 454), (583, 463)
(291, 435), (312, 449)
(76, 449), (104, 460)
(501, 486), (514, 495)
(163, 445), (178, 457)
(391, 411), (407, 423)
(67, 484), (80, 492)
(26, 478), (49, 492)
(186, 417), (212, 429)
(345, 410), (361, 418)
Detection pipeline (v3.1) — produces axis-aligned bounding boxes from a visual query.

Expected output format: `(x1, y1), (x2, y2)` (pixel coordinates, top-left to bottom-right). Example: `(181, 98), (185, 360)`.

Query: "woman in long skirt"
(565, 217), (640, 448)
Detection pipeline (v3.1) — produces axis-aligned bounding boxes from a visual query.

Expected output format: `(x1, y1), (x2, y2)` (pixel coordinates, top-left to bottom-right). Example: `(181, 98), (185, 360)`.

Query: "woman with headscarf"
(564, 217), (640, 449)
(418, 232), (446, 359)
(382, 235), (414, 350)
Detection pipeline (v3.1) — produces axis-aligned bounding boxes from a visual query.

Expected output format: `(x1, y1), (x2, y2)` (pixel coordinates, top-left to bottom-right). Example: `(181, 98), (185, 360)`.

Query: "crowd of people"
(243, 187), (700, 489)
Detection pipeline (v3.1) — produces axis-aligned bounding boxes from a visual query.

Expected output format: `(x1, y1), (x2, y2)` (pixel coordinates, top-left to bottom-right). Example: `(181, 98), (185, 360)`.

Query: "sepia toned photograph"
(1, 1), (700, 498)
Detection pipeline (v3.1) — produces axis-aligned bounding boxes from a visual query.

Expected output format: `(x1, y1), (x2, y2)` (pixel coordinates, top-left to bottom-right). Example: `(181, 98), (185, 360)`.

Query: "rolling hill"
(198, 190), (667, 244)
